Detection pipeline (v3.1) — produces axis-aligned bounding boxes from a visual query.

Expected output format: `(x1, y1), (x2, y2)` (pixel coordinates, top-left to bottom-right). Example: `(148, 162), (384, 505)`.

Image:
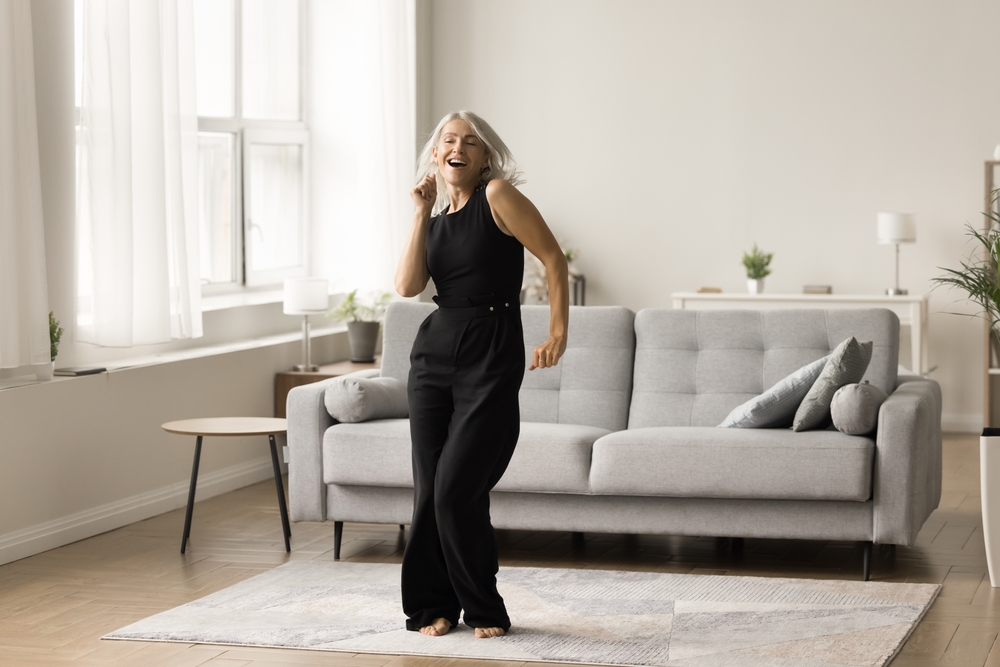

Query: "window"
(75, 0), (309, 295)
(194, 0), (308, 290)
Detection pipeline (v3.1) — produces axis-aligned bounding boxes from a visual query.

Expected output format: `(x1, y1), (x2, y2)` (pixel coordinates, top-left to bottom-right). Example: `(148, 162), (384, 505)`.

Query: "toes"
(475, 627), (505, 638)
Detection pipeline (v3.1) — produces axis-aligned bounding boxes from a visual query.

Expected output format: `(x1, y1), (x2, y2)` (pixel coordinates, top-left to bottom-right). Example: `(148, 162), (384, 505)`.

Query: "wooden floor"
(0, 433), (991, 666)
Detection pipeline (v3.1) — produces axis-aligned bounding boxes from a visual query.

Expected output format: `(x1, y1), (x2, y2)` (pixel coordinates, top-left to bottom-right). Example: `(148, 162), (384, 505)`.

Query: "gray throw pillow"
(324, 376), (408, 423)
(792, 337), (874, 432)
(719, 355), (829, 428)
(831, 381), (888, 436)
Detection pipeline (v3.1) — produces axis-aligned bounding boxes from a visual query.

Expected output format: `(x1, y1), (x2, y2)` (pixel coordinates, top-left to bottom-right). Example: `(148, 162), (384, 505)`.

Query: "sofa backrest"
(519, 305), (635, 431)
(380, 301), (636, 432)
(629, 308), (900, 429)
(381, 301), (436, 382)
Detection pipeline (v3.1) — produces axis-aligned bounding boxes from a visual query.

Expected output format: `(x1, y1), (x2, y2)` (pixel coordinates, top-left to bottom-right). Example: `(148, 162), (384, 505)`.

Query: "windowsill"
(201, 288), (286, 312)
(0, 324), (347, 391)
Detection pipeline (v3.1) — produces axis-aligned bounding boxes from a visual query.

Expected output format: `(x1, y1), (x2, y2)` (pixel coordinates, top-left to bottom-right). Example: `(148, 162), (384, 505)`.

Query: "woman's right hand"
(411, 174), (437, 218)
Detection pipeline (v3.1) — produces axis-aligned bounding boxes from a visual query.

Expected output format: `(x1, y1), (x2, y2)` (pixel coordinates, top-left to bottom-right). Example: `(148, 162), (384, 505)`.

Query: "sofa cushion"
(324, 376), (408, 423)
(323, 420), (609, 494)
(718, 355), (828, 428)
(494, 422), (611, 494)
(792, 337), (873, 432)
(590, 427), (874, 501)
(831, 381), (888, 436)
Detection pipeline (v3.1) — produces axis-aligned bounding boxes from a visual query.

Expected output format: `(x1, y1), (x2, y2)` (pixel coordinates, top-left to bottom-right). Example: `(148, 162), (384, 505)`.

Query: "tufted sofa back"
(380, 302), (636, 432)
(518, 305), (635, 431)
(628, 308), (900, 429)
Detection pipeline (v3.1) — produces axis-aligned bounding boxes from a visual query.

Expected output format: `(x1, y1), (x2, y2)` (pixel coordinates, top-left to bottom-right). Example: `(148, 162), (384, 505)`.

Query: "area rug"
(104, 561), (939, 667)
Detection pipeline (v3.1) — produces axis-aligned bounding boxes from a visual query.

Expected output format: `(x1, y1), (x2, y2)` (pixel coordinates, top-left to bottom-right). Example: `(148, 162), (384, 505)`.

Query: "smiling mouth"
(447, 159), (467, 168)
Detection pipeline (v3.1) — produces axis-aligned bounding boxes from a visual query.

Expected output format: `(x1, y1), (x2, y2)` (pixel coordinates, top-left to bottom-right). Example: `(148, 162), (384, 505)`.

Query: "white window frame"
(241, 128), (310, 287)
(198, 0), (309, 296)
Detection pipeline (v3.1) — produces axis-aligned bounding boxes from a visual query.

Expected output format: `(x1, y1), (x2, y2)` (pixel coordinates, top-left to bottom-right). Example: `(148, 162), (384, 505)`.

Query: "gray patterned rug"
(104, 561), (938, 666)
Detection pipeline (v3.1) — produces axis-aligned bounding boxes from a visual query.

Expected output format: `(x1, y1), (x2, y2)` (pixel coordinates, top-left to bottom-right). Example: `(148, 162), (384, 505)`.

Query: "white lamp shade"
(877, 212), (917, 244)
(283, 277), (329, 314)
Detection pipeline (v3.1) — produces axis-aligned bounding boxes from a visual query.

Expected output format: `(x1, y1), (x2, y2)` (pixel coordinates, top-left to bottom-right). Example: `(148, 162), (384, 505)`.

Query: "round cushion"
(830, 381), (888, 436)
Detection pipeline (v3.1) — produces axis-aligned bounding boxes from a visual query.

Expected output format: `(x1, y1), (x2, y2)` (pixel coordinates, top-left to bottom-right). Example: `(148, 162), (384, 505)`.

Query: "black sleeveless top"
(426, 181), (524, 302)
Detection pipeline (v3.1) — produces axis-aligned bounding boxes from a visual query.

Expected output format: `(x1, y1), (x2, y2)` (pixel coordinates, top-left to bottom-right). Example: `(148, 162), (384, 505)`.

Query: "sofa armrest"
(286, 368), (380, 522)
(872, 377), (943, 545)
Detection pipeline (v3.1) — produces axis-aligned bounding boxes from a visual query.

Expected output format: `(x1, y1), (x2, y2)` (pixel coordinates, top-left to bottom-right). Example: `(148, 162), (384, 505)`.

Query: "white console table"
(671, 292), (929, 376)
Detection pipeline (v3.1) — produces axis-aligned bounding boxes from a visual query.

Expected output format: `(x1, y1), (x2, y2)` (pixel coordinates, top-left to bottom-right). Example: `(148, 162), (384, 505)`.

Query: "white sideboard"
(671, 292), (929, 376)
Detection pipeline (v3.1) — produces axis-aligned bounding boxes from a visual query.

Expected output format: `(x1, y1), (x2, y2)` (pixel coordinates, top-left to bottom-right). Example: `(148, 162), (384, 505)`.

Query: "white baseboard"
(0, 457), (276, 567)
(943, 412), (981, 434)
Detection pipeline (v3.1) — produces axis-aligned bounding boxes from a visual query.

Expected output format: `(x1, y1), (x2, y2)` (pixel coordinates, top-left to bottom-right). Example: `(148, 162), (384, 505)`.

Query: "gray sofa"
(287, 303), (942, 580)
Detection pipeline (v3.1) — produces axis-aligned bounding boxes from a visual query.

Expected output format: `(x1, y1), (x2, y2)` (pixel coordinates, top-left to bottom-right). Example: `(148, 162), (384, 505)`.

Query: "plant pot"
(983, 429), (1000, 586)
(347, 321), (380, 363)
(34, 361), (54, 381)
(747, 278), (765, 294)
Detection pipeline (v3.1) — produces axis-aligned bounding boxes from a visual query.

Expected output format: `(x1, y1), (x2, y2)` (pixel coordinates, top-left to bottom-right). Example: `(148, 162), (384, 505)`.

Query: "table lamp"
(284, 277), (329, 371)
(877, 212), (916, 296)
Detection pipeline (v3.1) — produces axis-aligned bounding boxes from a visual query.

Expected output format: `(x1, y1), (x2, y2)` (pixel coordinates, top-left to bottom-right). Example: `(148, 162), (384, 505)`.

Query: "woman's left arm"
(486, 180), (568, 371)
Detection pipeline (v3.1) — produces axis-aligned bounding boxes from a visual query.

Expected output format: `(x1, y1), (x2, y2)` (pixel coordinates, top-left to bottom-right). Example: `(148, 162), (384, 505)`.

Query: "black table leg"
(269, 434), (291, 552)
(181, 435), (203, 554)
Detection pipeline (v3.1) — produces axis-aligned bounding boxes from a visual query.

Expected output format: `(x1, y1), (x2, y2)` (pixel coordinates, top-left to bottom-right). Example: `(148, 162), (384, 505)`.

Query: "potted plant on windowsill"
(328, 290), (391, 363)
(36, 312), (63, 381)
(743, 243), (773, 294)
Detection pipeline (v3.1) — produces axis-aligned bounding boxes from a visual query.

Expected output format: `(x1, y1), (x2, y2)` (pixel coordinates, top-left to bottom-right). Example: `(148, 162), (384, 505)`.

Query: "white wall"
(428, 0), (1000, 431)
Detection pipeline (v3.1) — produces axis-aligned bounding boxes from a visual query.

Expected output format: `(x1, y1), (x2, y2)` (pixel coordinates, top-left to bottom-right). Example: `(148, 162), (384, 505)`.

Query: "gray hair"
(416, 111), (524, 215)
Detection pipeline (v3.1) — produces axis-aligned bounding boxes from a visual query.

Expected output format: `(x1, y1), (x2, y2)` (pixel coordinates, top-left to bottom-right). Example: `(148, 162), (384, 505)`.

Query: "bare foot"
(475, 627), (505, 638)
(419, 618), (451, 636)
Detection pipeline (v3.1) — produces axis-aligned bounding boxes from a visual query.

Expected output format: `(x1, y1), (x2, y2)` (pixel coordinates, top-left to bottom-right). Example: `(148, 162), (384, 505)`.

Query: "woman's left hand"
(530, 335), (567, 371)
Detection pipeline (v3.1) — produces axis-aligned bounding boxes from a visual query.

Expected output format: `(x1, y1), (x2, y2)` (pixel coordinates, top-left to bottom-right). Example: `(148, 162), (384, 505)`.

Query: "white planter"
(983, 430), (1000, 586)
(34, 361), (54, 381)
(747, 279), (765, 294)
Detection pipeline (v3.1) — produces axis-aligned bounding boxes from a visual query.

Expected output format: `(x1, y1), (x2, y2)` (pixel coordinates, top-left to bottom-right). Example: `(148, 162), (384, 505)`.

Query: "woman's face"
(432, 119), (489, 190)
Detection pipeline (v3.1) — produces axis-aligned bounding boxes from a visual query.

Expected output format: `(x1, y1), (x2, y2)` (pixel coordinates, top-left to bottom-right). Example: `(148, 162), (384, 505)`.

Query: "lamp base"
(885, 288), (909, 296)
(293, 364), (320, 372)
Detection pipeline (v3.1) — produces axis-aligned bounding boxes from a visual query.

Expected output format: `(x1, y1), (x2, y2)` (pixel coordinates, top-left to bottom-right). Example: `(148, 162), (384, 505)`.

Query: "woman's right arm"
(395, 175), (437, 297)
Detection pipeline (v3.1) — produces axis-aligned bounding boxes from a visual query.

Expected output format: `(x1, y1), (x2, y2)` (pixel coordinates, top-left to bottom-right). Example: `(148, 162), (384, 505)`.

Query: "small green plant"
(742, 243), (773, 280)
(328, 290), (392, 323)
(49, 311), (63, 362)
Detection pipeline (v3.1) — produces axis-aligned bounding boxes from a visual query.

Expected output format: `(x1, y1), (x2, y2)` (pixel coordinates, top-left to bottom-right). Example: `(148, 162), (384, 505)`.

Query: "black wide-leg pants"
(402, 299), (524, 632)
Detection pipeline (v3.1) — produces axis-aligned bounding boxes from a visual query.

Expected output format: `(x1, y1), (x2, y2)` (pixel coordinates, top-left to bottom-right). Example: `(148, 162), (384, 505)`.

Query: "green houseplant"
(49, 311), (63, 362)
(742, 243), (773, 294)
(931, 215), (1000, 361)
(328, 290), (392, 362)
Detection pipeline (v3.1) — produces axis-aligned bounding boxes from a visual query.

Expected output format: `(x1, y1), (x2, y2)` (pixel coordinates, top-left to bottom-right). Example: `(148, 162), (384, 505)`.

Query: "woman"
(394, 111), (569, 638)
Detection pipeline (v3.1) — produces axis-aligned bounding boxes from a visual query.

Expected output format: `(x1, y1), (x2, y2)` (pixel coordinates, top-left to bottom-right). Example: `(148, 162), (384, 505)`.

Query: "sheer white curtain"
(357, 0), (416, 293)
(316, 0), (415, 294)
(0, 0), (51, 375)
(77, 0), (202, 347)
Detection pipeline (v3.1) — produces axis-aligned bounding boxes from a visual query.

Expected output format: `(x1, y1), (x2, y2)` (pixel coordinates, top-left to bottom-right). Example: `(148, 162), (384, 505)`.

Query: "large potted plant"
(931, 206), (1000, 586)
(328, 290), (391, 363)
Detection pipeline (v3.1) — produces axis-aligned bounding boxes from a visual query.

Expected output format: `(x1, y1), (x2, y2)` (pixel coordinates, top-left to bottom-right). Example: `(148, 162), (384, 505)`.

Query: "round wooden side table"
(162, 417), (291, 554)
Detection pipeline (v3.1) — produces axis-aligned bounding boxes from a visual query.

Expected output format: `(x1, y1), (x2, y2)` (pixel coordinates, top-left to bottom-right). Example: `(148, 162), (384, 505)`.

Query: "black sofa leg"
(334, 521), (344, 560)
(400, 524), (405, 531)
(862, 541), (873, 581)
(732, 537), (745, 555)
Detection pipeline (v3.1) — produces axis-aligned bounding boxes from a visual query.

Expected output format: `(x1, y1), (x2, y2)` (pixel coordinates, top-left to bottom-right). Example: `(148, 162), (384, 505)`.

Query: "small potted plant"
(743, 243), (773, 294)
(36, 311), (63, 381)
(328, 290), (392, 362)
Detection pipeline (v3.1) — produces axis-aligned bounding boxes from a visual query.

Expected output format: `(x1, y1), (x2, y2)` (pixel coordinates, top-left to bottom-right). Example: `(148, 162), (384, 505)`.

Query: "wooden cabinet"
(274, 357), (380, 418)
